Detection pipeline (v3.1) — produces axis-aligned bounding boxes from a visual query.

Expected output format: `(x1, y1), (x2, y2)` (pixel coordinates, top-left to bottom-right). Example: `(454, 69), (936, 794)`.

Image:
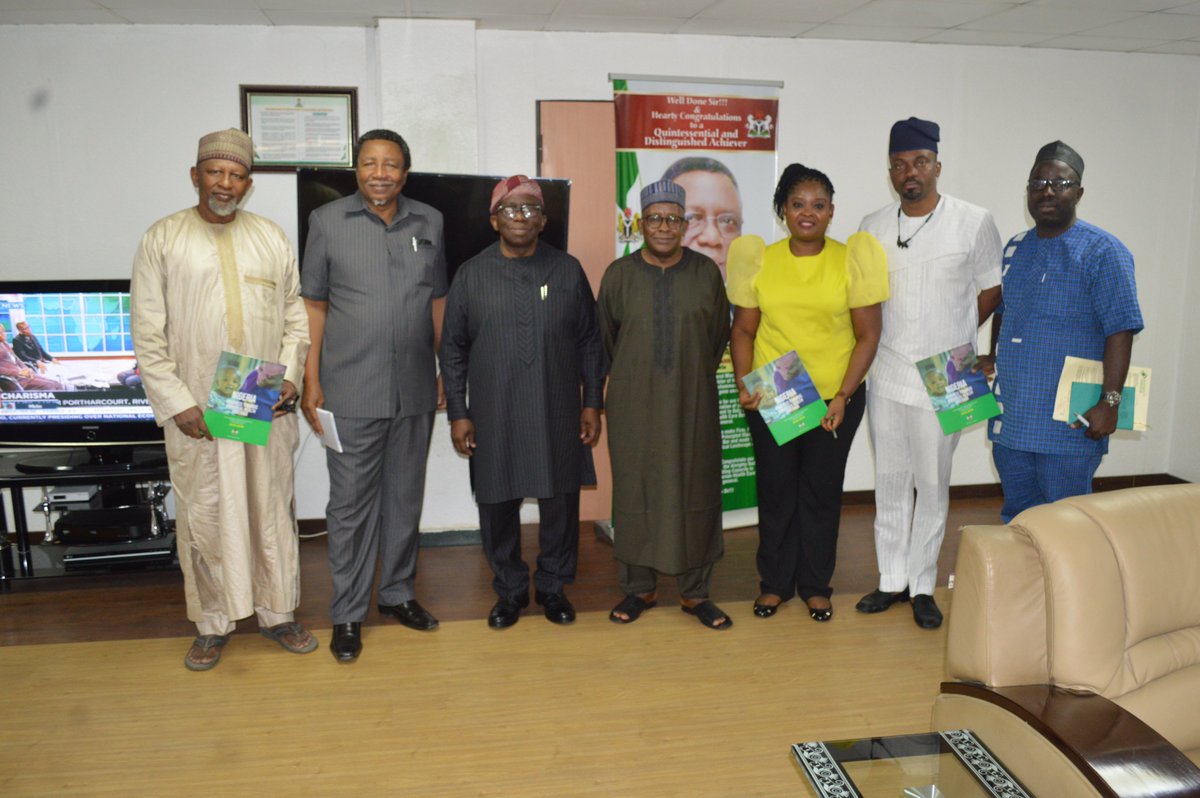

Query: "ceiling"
(5, 0), (1200, 56)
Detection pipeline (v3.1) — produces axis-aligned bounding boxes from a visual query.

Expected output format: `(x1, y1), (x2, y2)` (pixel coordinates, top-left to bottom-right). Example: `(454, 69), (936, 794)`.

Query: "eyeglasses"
(1027, 178), (1078, 194)
(643, 213), (685, 230)
(683, 212), (742, 234)
(497, 204), (544, 220)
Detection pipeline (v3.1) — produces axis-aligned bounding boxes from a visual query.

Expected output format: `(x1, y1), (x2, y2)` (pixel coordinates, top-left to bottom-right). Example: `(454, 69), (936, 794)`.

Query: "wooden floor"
(0, 498), (1002, 797)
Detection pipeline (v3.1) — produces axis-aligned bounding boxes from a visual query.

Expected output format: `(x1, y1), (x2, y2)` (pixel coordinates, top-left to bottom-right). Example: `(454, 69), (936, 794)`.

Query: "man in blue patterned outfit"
(987, 141), (1143, 522)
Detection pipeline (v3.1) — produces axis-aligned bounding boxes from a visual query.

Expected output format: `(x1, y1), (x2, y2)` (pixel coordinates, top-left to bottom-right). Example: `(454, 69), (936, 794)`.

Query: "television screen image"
(297, 169), (571, 284)
(0, 280), (163, 457)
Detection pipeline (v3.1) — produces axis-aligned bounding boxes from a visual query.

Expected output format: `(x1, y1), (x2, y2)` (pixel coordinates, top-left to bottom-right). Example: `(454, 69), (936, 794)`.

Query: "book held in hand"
(203, 351), (285, 446)
(1052, 356), (1151, 432)
(915, 343), (1000, 435)
(741, 350), (827, 445)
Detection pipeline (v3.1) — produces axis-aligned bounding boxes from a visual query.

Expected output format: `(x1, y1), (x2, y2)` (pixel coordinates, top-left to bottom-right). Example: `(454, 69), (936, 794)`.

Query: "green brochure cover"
(915, 343), (1001, 435)
(202, 351), (284, 446)
(742, 350), (827, 446)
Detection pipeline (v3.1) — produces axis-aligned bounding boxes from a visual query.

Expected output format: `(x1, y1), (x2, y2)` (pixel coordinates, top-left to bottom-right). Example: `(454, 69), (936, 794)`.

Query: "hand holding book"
(741, 351), (828, 445)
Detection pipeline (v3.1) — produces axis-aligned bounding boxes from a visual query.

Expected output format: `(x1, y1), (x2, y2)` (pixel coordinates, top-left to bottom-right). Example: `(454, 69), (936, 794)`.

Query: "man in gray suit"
(301, 129), (446, 663)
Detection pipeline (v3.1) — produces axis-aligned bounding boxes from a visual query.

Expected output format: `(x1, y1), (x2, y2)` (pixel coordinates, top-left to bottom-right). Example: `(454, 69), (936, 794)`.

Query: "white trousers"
(867, 392), (960, 596)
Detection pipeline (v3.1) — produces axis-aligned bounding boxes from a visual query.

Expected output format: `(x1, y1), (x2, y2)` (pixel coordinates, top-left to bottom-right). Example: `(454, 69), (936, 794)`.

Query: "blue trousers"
(992, 442), (1102, 523)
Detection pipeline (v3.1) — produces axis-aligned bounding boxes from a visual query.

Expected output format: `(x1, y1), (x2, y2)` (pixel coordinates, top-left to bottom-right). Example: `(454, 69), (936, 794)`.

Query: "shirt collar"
(350, 191), (422, 227)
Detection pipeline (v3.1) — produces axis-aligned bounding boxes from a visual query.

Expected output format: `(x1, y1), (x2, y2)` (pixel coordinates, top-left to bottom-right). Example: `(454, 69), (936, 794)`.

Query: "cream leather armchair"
(932, 484), (1200, 798)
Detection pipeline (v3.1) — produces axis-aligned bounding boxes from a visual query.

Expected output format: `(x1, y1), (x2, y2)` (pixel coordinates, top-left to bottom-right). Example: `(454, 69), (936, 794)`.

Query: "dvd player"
(62, 532), (176, 571)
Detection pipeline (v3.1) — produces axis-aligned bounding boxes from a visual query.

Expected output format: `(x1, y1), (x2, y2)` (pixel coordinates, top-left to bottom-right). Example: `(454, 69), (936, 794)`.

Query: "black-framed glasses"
(497, 203), (544, 220)
(684, 212), (741, 234)
(1027, 178), (1078, 194)
(643, 213), (685, 230)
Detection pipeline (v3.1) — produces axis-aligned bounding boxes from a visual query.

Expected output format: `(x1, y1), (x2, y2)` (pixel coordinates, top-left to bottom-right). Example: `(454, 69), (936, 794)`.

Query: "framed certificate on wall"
(240, 85), (358, 171)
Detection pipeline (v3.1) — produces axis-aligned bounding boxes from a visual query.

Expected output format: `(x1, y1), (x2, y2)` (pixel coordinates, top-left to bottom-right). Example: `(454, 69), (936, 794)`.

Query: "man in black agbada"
(440, 174), (605, 629)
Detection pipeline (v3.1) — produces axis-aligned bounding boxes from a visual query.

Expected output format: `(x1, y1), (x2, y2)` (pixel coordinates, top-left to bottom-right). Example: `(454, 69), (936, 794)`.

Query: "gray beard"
(207, 195), (239, 217)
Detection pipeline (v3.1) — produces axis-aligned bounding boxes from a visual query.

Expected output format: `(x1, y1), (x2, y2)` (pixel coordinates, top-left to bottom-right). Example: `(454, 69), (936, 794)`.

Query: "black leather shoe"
(330, 622), (362, 663)
(488, 596), (527, 629)
(855, 587), (910, 614)
(912, 594), (943, 629)
(535, 590), (576, 625)
(378, 600), (439, 631)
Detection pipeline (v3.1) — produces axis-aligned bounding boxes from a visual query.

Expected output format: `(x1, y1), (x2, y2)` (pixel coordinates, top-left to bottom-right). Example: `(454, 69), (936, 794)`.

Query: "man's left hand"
(1073, 401), (1118, 439)
(272, 380), (298, 418)
(580, 408), (602, 446)
(436, 374), (446, 410)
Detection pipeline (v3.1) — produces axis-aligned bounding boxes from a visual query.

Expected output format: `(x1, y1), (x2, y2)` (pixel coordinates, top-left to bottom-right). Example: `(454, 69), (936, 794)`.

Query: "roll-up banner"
(612, 75), (781, 521)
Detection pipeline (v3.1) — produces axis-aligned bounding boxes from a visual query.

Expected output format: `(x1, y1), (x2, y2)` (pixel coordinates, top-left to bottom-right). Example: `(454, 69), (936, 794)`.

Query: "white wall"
(2, 22), (1195, 530)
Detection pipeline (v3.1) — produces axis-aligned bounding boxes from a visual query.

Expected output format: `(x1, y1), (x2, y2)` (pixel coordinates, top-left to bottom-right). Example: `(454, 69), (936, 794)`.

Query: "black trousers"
(747, 382), (866, 601)
(477, 491), (580, 601)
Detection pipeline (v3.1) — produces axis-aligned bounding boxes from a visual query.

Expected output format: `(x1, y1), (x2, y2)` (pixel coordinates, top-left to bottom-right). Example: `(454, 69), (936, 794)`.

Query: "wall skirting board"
(296, 473), (1188, 545)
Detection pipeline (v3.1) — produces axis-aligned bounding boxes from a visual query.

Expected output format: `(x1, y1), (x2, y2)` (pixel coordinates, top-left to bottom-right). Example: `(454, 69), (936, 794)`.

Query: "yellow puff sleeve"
(845, 231), (890, 308)
(726, 234), (766, 308)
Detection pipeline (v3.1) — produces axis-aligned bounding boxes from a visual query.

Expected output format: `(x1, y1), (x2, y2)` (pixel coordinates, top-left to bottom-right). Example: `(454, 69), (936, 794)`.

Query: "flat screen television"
(297, 169), (571, 283)
(0, 279), (164, 473)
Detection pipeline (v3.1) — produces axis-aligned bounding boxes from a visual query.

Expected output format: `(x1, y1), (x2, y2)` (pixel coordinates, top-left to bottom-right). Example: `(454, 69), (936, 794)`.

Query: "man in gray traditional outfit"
(131, 128), (315, 670)
(599, 180), (733, 630)
(440, 175), (605, 630)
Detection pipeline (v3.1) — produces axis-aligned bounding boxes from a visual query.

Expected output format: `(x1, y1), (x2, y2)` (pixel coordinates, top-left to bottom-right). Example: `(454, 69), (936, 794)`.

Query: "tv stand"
(0, 446), (171, 580)
(13, 446), (166, 476)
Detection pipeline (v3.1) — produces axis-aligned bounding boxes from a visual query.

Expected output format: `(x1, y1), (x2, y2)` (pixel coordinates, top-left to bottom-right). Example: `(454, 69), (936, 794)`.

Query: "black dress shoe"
(855, 587), (911, 614)
(378, 600), (439, 631)
(912, 594), (943, 629)
(535, 590), (576, 625)
(488, 597), (526, 629)
(330, 622), (362, 663)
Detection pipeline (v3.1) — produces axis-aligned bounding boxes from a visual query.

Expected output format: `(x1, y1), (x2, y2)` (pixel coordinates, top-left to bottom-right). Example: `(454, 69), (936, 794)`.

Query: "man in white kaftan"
(857, 118), (1002, 630)
(131, 128), (315, 670)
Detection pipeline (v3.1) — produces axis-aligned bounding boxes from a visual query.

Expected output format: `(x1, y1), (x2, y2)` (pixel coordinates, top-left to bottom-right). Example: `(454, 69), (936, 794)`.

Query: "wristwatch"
(1102, 390), (1123, 408)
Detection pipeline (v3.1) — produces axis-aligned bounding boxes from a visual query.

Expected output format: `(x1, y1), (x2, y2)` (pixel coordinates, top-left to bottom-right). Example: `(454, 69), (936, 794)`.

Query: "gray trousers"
(325, 411), (434, 624)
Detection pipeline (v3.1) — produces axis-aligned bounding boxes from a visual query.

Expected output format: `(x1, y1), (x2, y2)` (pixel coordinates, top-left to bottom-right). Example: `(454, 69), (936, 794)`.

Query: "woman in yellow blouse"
(727, 163), (888, 622)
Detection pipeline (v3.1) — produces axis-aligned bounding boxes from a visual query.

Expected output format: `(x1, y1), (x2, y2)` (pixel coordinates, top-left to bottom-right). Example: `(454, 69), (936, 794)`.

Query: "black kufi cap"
(889, 117), (940, 154)
(1033, 140), (1084, 178)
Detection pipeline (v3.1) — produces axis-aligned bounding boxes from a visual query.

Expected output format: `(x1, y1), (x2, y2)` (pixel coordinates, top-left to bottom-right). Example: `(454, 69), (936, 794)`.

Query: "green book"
(742, 351), (827, 445)
(202, 351), (284, 447)
(915, 343), (1001, 435)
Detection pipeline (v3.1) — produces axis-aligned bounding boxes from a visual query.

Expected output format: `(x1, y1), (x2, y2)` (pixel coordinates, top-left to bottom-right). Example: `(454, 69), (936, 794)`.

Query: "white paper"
(314, 408), (343, 453)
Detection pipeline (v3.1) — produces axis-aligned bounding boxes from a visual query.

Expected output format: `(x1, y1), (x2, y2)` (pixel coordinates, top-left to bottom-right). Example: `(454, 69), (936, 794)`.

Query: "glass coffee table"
(792, 730), (1033, 797)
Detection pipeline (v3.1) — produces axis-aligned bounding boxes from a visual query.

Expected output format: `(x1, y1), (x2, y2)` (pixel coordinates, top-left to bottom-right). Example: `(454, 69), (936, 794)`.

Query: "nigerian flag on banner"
(613, 79), (641, 257)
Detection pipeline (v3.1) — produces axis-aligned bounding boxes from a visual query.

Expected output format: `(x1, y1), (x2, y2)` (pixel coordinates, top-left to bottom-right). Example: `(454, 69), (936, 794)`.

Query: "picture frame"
(239, 85), (358, 171)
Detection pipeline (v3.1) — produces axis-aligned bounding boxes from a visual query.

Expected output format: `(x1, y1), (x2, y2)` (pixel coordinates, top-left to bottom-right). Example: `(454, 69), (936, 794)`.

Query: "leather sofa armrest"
(940, 682), (1200, 798)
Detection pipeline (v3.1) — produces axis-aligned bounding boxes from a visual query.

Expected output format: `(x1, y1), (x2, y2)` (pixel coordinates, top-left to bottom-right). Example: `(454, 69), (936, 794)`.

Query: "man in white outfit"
(857, 117), (1002, 629)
